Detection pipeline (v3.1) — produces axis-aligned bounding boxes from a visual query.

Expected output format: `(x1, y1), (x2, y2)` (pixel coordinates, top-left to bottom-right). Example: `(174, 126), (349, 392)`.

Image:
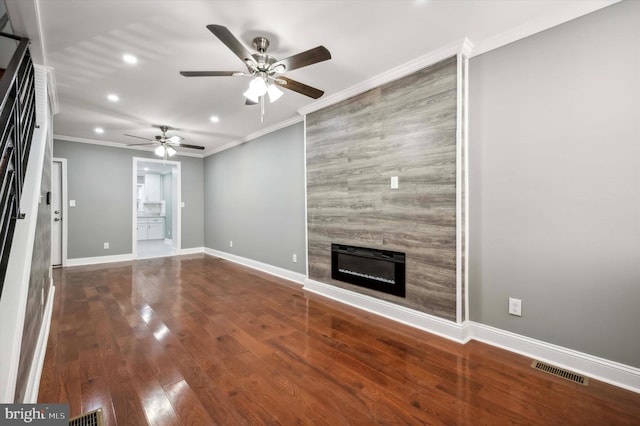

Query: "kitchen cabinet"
(144, 174), (162, 201)
(148, 217), (165, 239)
(137, 217), (165, 240)
(137, 218), (148, 240)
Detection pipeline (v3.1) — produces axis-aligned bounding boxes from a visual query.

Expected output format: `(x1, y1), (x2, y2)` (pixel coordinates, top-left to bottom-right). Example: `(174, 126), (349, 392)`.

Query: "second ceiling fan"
(125, 125), (204, 160)
(180, 25), (331, 116)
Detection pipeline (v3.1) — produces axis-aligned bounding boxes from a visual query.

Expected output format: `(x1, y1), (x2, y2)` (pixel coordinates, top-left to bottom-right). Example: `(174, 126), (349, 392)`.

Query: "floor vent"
(69, 408), (104, 426)
(531, 360), (589, 386)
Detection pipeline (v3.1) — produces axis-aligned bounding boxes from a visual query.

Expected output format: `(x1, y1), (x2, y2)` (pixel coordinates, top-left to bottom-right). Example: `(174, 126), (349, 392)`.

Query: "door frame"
(52, 157), (68, 267)
(132, 157), (182, 258)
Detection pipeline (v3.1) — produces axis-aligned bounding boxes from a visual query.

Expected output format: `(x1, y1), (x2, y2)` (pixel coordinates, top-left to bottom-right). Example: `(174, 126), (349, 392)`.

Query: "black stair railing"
(0, 31), (35, 297)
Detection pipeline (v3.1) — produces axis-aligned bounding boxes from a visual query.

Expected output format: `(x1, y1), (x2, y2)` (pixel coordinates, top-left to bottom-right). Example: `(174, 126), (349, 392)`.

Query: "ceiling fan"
(180, 25), (331, 120)
(125, 125), (205, 160)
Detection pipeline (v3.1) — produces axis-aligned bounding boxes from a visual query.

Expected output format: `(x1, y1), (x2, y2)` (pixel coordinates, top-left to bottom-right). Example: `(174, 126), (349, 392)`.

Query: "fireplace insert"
(331, 244), (406, 297)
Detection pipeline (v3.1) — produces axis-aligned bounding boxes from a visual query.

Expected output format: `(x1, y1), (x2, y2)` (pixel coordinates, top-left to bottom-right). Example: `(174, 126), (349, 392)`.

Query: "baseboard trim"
(66, 253), (134, 267)
(204, 248), (306, 285)
(23, 283), (55, 403)
(302, 278), (639, 394)
(179, 247), (205, 255)
(61, 249), (640, 394)
(303, 278), (468, 343)
(468, 322), (640, 394)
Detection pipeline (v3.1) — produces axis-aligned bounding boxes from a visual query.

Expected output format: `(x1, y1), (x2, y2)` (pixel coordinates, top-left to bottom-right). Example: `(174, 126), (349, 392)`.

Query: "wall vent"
(69, 408), (104, 426)
(531, 360), (589, 386)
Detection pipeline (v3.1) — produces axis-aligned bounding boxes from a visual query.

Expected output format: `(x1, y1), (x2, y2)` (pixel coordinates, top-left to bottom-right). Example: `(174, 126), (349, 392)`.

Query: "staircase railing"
(0, 31), (35, 297)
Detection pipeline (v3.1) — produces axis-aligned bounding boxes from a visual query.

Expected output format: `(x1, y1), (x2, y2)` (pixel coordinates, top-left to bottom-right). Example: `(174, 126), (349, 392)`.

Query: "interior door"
(51, 161), (63, 266)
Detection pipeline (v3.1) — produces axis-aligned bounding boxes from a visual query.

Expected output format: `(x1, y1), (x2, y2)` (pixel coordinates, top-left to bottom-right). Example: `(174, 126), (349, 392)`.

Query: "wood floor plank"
(163, 380), (216, 426)
(79, 376), (116, 426)
(38, 254), (640, 425)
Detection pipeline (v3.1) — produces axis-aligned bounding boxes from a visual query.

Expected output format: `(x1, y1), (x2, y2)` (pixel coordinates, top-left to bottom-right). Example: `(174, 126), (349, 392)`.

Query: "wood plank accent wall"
(306, 56), (461, 321)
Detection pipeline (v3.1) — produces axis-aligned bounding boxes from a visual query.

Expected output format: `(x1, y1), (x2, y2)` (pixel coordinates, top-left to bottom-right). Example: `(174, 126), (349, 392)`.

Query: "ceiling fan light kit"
(155, 145), (177, 158)
(124, 124), (205, 159)
(267, 84), (283, 103)
(180, 24), (331, 122)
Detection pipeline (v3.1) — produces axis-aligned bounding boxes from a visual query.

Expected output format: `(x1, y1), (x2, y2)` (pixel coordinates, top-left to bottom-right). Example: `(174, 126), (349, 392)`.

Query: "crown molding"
(203, 115), (303, 157)
(470, 0), (621, 57)
(53, 134), (204, 158)
(298, 38), (473, 116)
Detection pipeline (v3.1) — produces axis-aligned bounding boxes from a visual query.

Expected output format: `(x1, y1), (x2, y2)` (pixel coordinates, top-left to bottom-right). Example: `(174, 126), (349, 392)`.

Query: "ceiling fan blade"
(271, 46), (331, 73)
(275, 77), (325, 99)
(207, 24), (257, 67)
(124, 134), (154, 142)
(175, 143), (205, 150)
(127, 142), (156, 147)
(180, 71), (240, 77)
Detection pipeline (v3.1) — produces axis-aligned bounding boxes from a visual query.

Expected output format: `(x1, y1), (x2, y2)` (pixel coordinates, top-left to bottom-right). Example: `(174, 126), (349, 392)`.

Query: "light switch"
(390, 176), (399, 189)
(181, 202), (185, 207)
(69, 200), (76, 207)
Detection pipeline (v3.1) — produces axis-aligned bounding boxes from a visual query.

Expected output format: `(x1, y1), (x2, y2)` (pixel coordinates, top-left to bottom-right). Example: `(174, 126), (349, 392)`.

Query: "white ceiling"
(7, 0), (617, 156)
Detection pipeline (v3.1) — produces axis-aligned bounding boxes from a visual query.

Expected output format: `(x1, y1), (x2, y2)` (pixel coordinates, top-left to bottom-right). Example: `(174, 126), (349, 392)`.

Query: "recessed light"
(94, 127), (104, 134)
(122, 54), (137, 64)
(144, 167), (149, 171)
(107, 94), (119, 102)
(210, 115), (220, 123)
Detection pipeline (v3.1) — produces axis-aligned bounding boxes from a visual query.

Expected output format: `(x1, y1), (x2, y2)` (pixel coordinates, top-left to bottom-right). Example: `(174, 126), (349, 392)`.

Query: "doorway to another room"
(51, 158), (67, 267)
(133, 158), (181, 259)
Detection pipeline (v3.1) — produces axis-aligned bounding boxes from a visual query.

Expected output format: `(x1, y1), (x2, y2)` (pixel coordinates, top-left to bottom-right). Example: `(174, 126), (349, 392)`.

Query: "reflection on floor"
(137, 239), (176, 259)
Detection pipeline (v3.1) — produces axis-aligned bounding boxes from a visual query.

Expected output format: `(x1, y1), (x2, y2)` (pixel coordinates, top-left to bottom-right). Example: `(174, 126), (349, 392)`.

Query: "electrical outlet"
(103, 242), (109, 250)
(69, 200), (76, 207)
(229, 240), (233, 248)
(292, 253), (297, 263)
(390, 176), (399, 189)
(509, 297), (522, 316)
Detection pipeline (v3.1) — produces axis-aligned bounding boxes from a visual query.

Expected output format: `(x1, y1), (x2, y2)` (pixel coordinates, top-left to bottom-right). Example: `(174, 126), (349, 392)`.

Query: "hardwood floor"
(39, 254), (640, 425)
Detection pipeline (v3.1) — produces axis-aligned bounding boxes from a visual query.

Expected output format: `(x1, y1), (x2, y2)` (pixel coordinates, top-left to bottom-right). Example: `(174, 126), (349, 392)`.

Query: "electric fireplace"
(331, 244), (406, 297)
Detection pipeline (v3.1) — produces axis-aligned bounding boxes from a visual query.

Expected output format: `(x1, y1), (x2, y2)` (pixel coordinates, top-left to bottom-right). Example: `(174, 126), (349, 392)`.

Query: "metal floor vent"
(69, 408), (104, 426)
(531, 360), (589, 386)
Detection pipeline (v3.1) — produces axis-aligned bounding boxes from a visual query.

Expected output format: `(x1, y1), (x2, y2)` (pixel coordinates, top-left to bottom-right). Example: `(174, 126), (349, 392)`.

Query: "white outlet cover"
(509, 297), (522, 316)
(69, 200), (76, 207)
(390, 176), (399, 189)
(181, 202), (185, 207)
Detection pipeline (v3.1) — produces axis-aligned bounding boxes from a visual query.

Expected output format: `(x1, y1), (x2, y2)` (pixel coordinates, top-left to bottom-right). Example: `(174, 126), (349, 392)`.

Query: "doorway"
(51, 158), (67, 267)
(132, 158), (181, 259)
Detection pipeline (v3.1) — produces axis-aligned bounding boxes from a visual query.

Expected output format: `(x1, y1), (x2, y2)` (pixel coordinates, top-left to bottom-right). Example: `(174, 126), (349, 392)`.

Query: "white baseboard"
(304, 278), (468, 343)
(468, 322), (640, 394)
(302, 278), (639, 394)
(180, 246), (205, 255)
(23, 282), (55, 403)
(63, 249), (640, 395)
(204, 248), (306, 285)
(66, 253), (134, 267)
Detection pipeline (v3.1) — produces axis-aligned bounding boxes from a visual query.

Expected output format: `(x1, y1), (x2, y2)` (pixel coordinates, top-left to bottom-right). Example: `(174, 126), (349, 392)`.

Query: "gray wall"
(53, 140), (204, 258)
(469, 0), (640, 367)
(204, 123), (306, 274)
